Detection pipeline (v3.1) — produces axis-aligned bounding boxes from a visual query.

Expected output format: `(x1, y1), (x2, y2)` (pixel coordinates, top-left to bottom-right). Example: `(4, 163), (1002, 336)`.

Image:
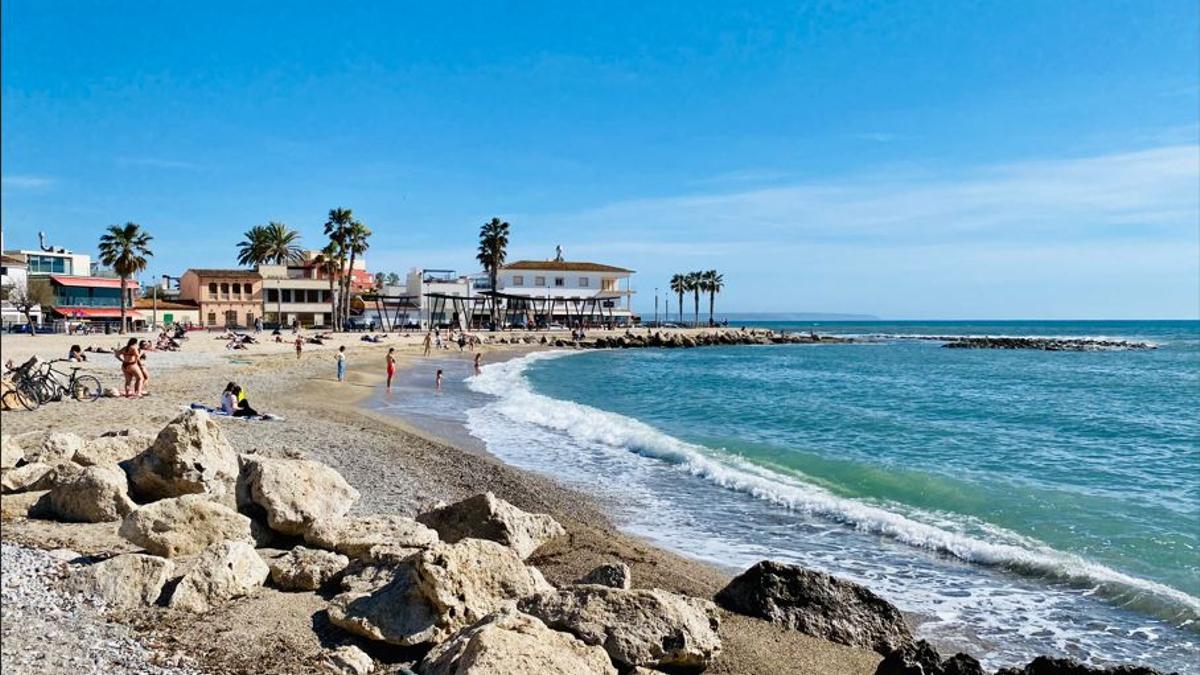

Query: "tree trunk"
(490, 267), (498, 328)
(343, 251), (357, 330)
(328, 275), (337, 329)
(21, 308), (37, 337)
(693, 290), (699, 327)
(677, 293), (684, 323)
(708, 291), (715, 327)
(119, 275), (128, 334)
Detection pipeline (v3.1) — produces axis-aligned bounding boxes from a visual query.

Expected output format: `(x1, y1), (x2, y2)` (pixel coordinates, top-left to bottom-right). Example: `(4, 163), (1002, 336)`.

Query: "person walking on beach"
(473, 352), (482, 376)
(336, 346), (347, 382)
(386, 348), (397, 390)
(423, 331), (433, 357)
(114, 338), (143, 398)
(435, 368), (443, 391)
(295, 335), (304, 359)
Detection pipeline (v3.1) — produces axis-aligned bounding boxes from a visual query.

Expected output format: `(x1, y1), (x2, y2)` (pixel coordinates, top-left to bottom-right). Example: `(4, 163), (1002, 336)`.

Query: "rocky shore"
(938, 336), (1156, 351)
(492, 328), (855, 350)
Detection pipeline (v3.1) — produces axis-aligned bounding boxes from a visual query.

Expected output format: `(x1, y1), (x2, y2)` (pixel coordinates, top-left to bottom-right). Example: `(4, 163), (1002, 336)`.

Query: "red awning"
(52, 307), (143, 319)
(49, 275), (138, 289)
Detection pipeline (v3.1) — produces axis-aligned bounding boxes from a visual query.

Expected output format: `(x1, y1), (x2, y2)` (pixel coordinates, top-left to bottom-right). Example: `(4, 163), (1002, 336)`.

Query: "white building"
(405, 268), (471, 328)
(493, 258), (635, 327)
(1, 252), (41, 329)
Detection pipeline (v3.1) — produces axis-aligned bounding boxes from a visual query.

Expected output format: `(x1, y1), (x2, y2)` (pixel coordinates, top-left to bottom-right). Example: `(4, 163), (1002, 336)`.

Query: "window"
(208, 282), (218, 298)
(207, 312), (217, 326)
(266, 288), (279, 303)
(27, 255), (70, 274)
(307, 289), (320, 303)
(244, 283), (253, 295)
(535, 276), (546, 287)
(579, 277), (589, 287)
(231, 283), (241, 298)
(554, 277), (565, 287)
(513, 275), (524, 286)
(602, 278), (618, 291)
(220, 283), (230, 297)
(246, 313), (255, 327)
(281, 289), (293, 303)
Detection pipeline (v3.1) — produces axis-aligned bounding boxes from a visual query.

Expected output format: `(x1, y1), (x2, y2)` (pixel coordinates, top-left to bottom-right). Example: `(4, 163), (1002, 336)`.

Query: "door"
(224, 310), (237, 327)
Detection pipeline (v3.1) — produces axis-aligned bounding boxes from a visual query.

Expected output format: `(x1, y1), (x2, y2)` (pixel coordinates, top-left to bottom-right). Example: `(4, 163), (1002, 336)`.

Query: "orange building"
(179, 268), (263, 329)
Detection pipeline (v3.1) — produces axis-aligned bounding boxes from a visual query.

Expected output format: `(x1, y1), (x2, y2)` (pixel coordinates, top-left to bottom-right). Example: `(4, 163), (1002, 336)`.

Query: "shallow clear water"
(450, 321), (1200, 672)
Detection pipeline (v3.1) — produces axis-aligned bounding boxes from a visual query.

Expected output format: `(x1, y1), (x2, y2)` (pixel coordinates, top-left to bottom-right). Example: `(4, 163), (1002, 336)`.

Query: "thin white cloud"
(116, 157), (199, 170)
(855, 132), (899, 143)
(1, 175), (55, 190)
(545, 144), (1200, 245)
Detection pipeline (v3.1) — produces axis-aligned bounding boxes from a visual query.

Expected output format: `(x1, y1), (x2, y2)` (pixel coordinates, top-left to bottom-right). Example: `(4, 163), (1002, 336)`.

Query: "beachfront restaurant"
(44, 274), (141, 331)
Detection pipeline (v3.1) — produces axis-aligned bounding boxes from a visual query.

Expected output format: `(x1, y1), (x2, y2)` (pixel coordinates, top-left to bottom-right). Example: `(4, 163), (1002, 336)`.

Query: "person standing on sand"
(435, 368), (443, 391)
(386, 348), (397, 389)
(114, 338), (143, 398)
(295, 335), (303, 359)
(336, 346), (347, 382)
(473, 352), (482, 376)
(423, 331), (433, 357)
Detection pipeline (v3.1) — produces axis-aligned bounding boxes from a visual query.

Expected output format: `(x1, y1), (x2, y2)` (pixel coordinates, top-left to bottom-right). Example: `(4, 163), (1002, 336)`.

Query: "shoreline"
(0, 329), (882, 675)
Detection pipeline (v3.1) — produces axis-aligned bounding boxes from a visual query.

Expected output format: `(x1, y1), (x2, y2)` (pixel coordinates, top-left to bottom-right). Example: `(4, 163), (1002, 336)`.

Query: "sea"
(377, 320), (1200, 673)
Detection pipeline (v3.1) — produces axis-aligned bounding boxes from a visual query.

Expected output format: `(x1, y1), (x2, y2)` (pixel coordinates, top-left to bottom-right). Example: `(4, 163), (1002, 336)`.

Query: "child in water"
(435, 369), (443, 391)
(386, 348), (397, 389)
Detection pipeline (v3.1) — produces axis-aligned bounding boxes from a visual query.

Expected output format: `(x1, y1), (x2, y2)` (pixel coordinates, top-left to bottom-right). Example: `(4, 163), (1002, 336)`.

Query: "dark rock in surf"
(714, 560), (912, 655)
(875, 640), (984, 675)
(994, 656), (1173, 675)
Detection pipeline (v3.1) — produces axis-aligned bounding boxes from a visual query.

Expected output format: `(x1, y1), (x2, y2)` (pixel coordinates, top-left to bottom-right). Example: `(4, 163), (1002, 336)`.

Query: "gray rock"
(420, 608), (617, 675)
(48, 465), (137, 523)
(518, 585), (721, 672)
(319, 645), (375, 674)
(328, 539), (554, 646)
(1, 462), (56, 493)
(715, 560), (912, 655)
(305, 514), (437, 559)
(74, 433), (155, 467)
(118, 494), (254, 557)
(268, 546), (349, 591)
(576, 562), (631, 590)
(16, 431), (84, 466)
(168, 540), (269, 613)
(993, 656), (1170, 675)
(240, 456), (360, 536)
(125, 409), (240, 506)
(416, 492), (564, 559)
(72, 554), (175, 609)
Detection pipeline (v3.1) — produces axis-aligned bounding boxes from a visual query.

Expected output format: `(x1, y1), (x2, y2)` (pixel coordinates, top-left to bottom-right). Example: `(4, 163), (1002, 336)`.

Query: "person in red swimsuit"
(386, 347), (397, 390)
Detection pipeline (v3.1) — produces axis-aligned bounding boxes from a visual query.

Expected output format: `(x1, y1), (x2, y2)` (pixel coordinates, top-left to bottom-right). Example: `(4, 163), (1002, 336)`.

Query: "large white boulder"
(118, 494), (254, 557)
(74, 432), (155, 467)
(0, 435), (22, 469)
(125, 410), (240, 506)
(168, 541), (269, 613)
(72, 553), (175, 609)
(1, 462), (56, 494)
(518, 586), (722, 672)
(48, 465), (136, 523)
(15, 431), (84, 466)
(268, 546), (350, 591)
(328, 539), (554, 646)
(305, 514), (438, 560)
(420, 608), (617, 675)
(241, 457), (360, 536)
(319, 645), (375, 674)
(416, 492), (565, 559)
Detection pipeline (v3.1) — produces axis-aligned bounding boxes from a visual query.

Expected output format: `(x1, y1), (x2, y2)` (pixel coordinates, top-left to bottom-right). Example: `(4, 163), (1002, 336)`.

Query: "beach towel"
(187, 403), (285, 421)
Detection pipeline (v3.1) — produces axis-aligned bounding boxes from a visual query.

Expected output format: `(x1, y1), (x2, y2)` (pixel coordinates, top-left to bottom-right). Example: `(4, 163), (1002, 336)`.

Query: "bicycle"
(42, 359), (104, 402)
(0, 377), (39, 411)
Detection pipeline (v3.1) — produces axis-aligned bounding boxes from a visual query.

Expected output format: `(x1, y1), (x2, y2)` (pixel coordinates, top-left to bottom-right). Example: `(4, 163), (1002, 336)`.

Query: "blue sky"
(2, 1), (1197, 319)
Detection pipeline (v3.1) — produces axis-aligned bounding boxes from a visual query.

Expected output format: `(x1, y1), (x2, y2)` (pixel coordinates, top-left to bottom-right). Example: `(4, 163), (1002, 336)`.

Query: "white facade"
(7, 249), (92, 277)
(406, 268), (471, 327)
(494, 260), (635, 323)
(1, 255), (41, 329)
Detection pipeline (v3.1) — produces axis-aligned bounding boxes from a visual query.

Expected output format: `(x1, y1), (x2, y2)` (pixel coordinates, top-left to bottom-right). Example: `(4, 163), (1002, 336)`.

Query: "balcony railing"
(55, 297), (122, 308)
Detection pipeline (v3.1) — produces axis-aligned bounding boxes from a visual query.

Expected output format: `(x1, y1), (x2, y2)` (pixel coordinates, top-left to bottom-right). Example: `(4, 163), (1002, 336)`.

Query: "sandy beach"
(0, 329), (881, 675)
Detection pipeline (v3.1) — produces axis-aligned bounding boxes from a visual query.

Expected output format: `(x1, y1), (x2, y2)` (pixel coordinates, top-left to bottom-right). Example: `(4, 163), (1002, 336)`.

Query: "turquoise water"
(462, 321), (1199, 672)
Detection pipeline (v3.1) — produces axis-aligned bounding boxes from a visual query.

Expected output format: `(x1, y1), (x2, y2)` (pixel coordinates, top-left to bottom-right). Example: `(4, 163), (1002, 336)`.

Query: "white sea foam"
(467, 350), (1200, 624)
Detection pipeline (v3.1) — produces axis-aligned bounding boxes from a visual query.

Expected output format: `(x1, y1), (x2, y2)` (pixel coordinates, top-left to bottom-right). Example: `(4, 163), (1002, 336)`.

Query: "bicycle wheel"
(71, 375), (103, 402)
(33, 378), (60, 404)
(13, 380), (42, 411)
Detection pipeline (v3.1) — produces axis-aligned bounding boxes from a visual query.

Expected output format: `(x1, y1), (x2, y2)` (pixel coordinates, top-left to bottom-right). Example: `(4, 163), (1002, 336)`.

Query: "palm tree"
(236, 225), (268, 267)
(314, 243), (340, 328)
(686, 271), (702, 327)
(702, 270), (724, 326)
(98, 222), (153, 334)
(341, 220), (371, 328)
(238, 222), (303, 325)
(669, 274), (687, 324)
(323, 208), (354, 330)
(476, 217), (510, 327)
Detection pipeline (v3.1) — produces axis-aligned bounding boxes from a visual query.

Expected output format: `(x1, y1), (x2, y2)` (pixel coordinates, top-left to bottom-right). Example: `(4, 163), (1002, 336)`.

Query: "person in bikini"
(386, 347), (397, 390)
(114, 338), (143, 398)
